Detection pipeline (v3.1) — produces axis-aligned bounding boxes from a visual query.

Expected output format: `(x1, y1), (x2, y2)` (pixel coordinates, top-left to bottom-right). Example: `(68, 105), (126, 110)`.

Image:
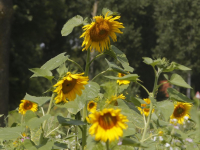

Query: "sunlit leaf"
(168, 73), (192, 88)
(105, 58), (128, 74)
(167, 88), (193, 103)
(61, 15), (83, 36)
(24, 93), (51, 106)
(105, 74), (139, 82)
(0, 126), (23, 140)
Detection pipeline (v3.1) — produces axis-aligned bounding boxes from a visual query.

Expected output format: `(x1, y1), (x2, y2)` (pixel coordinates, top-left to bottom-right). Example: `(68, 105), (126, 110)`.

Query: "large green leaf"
(23, 139), (37, 150)
(61, 15), (83, 36)
(168, 73), (192, 88)
(123, 122), (136, 137)
(24, 110), (37, 123)
(107, 45), (134, 72)
(167, 88), (193, 103)
(157, 100), (174, 121)
(142, 57), (161, 67)
(105, 74), (139, 82)
(27, 115), (51, 129)
(41, 52), (69, 71)
(163, 62), (191, 72)
(117, 100), (144, 129)
(29, 68), (53, 80)
(24, 93), (51, 106)
(57, 115), (86, 126)
(105, 58), (128, 74)
(65, 82), (100, 114)
(53, 142), (68, 149)
(0, 126), (23, 140)
(122, 138), (141, 147)
(38, 141), (54, 150)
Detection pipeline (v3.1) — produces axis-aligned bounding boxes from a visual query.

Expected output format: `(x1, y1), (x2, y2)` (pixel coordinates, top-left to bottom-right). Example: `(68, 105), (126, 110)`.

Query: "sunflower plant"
(0, 8), (200, 150)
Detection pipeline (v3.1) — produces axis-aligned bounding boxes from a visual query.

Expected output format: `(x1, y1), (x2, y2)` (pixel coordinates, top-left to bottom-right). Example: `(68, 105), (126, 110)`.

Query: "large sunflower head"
(19, 100), (38, 115)
(53, 72), (89, 104)
(117, 73), (130, 85)
(87, 101), (97, 113)
(106, 94), (126, 106)
(170, 102), (192, 124)
(87, 108), (128, 142)
(80, 12), (124, 53)
(137, 98), (154, 116)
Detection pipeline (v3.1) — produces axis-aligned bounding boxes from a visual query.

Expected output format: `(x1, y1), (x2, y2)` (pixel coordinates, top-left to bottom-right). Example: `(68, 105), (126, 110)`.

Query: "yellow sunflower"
(87, 101), (97, 112)
(117, 73), (130, 85)
(106, 94), (126, 106)
(19, 100), (38, 115)
(87, 108), (128, 142)
(137, 98), (154, 116)
(170, 102), (192, 124)
(80, 12), (124, 53)
(53, 72), (89, 104)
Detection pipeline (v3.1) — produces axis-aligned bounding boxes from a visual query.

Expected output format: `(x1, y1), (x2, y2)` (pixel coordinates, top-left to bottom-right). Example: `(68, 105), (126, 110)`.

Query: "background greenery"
(9, 0), (200, 110)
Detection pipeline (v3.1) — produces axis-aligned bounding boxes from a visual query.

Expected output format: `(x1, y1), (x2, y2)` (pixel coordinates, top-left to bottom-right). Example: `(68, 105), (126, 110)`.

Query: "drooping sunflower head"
(137, 98), (154, 116)
(80, 12), (124, 53)
(19, 100), (38, 115)
(170, 102), (192, 124)
(87, 108), (128, 142)
(106, 94), (126, 106)
(53, 72), (89, 104)
(117, 73), (130, 85)
(87, 101), (97, 112)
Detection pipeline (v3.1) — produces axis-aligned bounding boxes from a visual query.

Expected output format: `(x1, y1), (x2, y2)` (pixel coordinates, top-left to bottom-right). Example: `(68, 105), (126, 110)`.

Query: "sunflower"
(170, 102), (192, 124)
(80, 12), (124, 53)
(117, 73), (130, 85)
(19, 100), (38, 115)
(87, 101), (97, 112)
(106, 94), (126, 106)
(87, 108), (128, 142)
(53, 72), (89, 104)
(137, 98), (154, 116)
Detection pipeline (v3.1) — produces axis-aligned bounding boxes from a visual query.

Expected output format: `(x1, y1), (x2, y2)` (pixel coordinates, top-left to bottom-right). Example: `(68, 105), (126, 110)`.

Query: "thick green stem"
(136, 82), (150, 95)
(43, 93), (56, 130)
(106, 140), (109, 150)
(91, 69), (109, 81)
(82, 50), (91, 150)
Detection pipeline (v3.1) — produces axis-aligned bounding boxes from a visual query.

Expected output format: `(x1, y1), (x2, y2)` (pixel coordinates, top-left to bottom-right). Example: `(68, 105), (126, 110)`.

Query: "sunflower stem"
(139, 67), (161, 150)
(82, 49), (91, 149)
(136, 82), (150, 95)
(106, 140), (110, 150)
(91, 69), (110, 81)
(68, 59), (84, 72)
(43, 93), (56, 130)
(88, 53), (104, 66)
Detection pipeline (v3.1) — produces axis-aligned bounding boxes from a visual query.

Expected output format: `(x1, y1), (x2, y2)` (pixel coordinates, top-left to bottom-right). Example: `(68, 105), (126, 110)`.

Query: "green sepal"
(61, 15), (83, 36)
(167, 88), (193, 103)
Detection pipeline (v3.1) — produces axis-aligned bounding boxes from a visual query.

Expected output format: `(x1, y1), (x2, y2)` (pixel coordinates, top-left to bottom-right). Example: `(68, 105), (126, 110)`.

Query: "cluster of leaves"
(1, 7), (200, 150)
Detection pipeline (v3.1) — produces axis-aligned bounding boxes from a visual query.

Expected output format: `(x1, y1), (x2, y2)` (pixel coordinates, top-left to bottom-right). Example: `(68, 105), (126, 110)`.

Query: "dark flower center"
(90, 21), (110, 42)
(62, 79), (77, 94)
(89, 102), (95, 109)
(24, 101), (33, 110)
(173, 104), (185, 117)
(99, 112), (117, 130)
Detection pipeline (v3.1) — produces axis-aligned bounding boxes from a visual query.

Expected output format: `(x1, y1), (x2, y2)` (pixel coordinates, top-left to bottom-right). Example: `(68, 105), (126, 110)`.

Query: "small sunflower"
(117, 73), (130, 85)
(87, 101), (97, 112)
(19, 100), (38, 115)
(106, 94), (126, 106)
(170, 102), (192, 124)
(80, 12), (124, 53)
(87, 108), (128, 142)
(137, 98), (154, 116)
(53, 72), (89, 104)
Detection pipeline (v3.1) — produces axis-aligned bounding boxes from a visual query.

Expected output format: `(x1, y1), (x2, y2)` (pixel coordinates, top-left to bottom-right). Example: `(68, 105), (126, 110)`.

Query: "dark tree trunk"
(0, 0), (12, 127)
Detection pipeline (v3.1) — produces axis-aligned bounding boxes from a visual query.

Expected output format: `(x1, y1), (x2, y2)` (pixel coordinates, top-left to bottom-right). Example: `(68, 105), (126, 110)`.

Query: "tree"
(0, 0), (12, 126)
